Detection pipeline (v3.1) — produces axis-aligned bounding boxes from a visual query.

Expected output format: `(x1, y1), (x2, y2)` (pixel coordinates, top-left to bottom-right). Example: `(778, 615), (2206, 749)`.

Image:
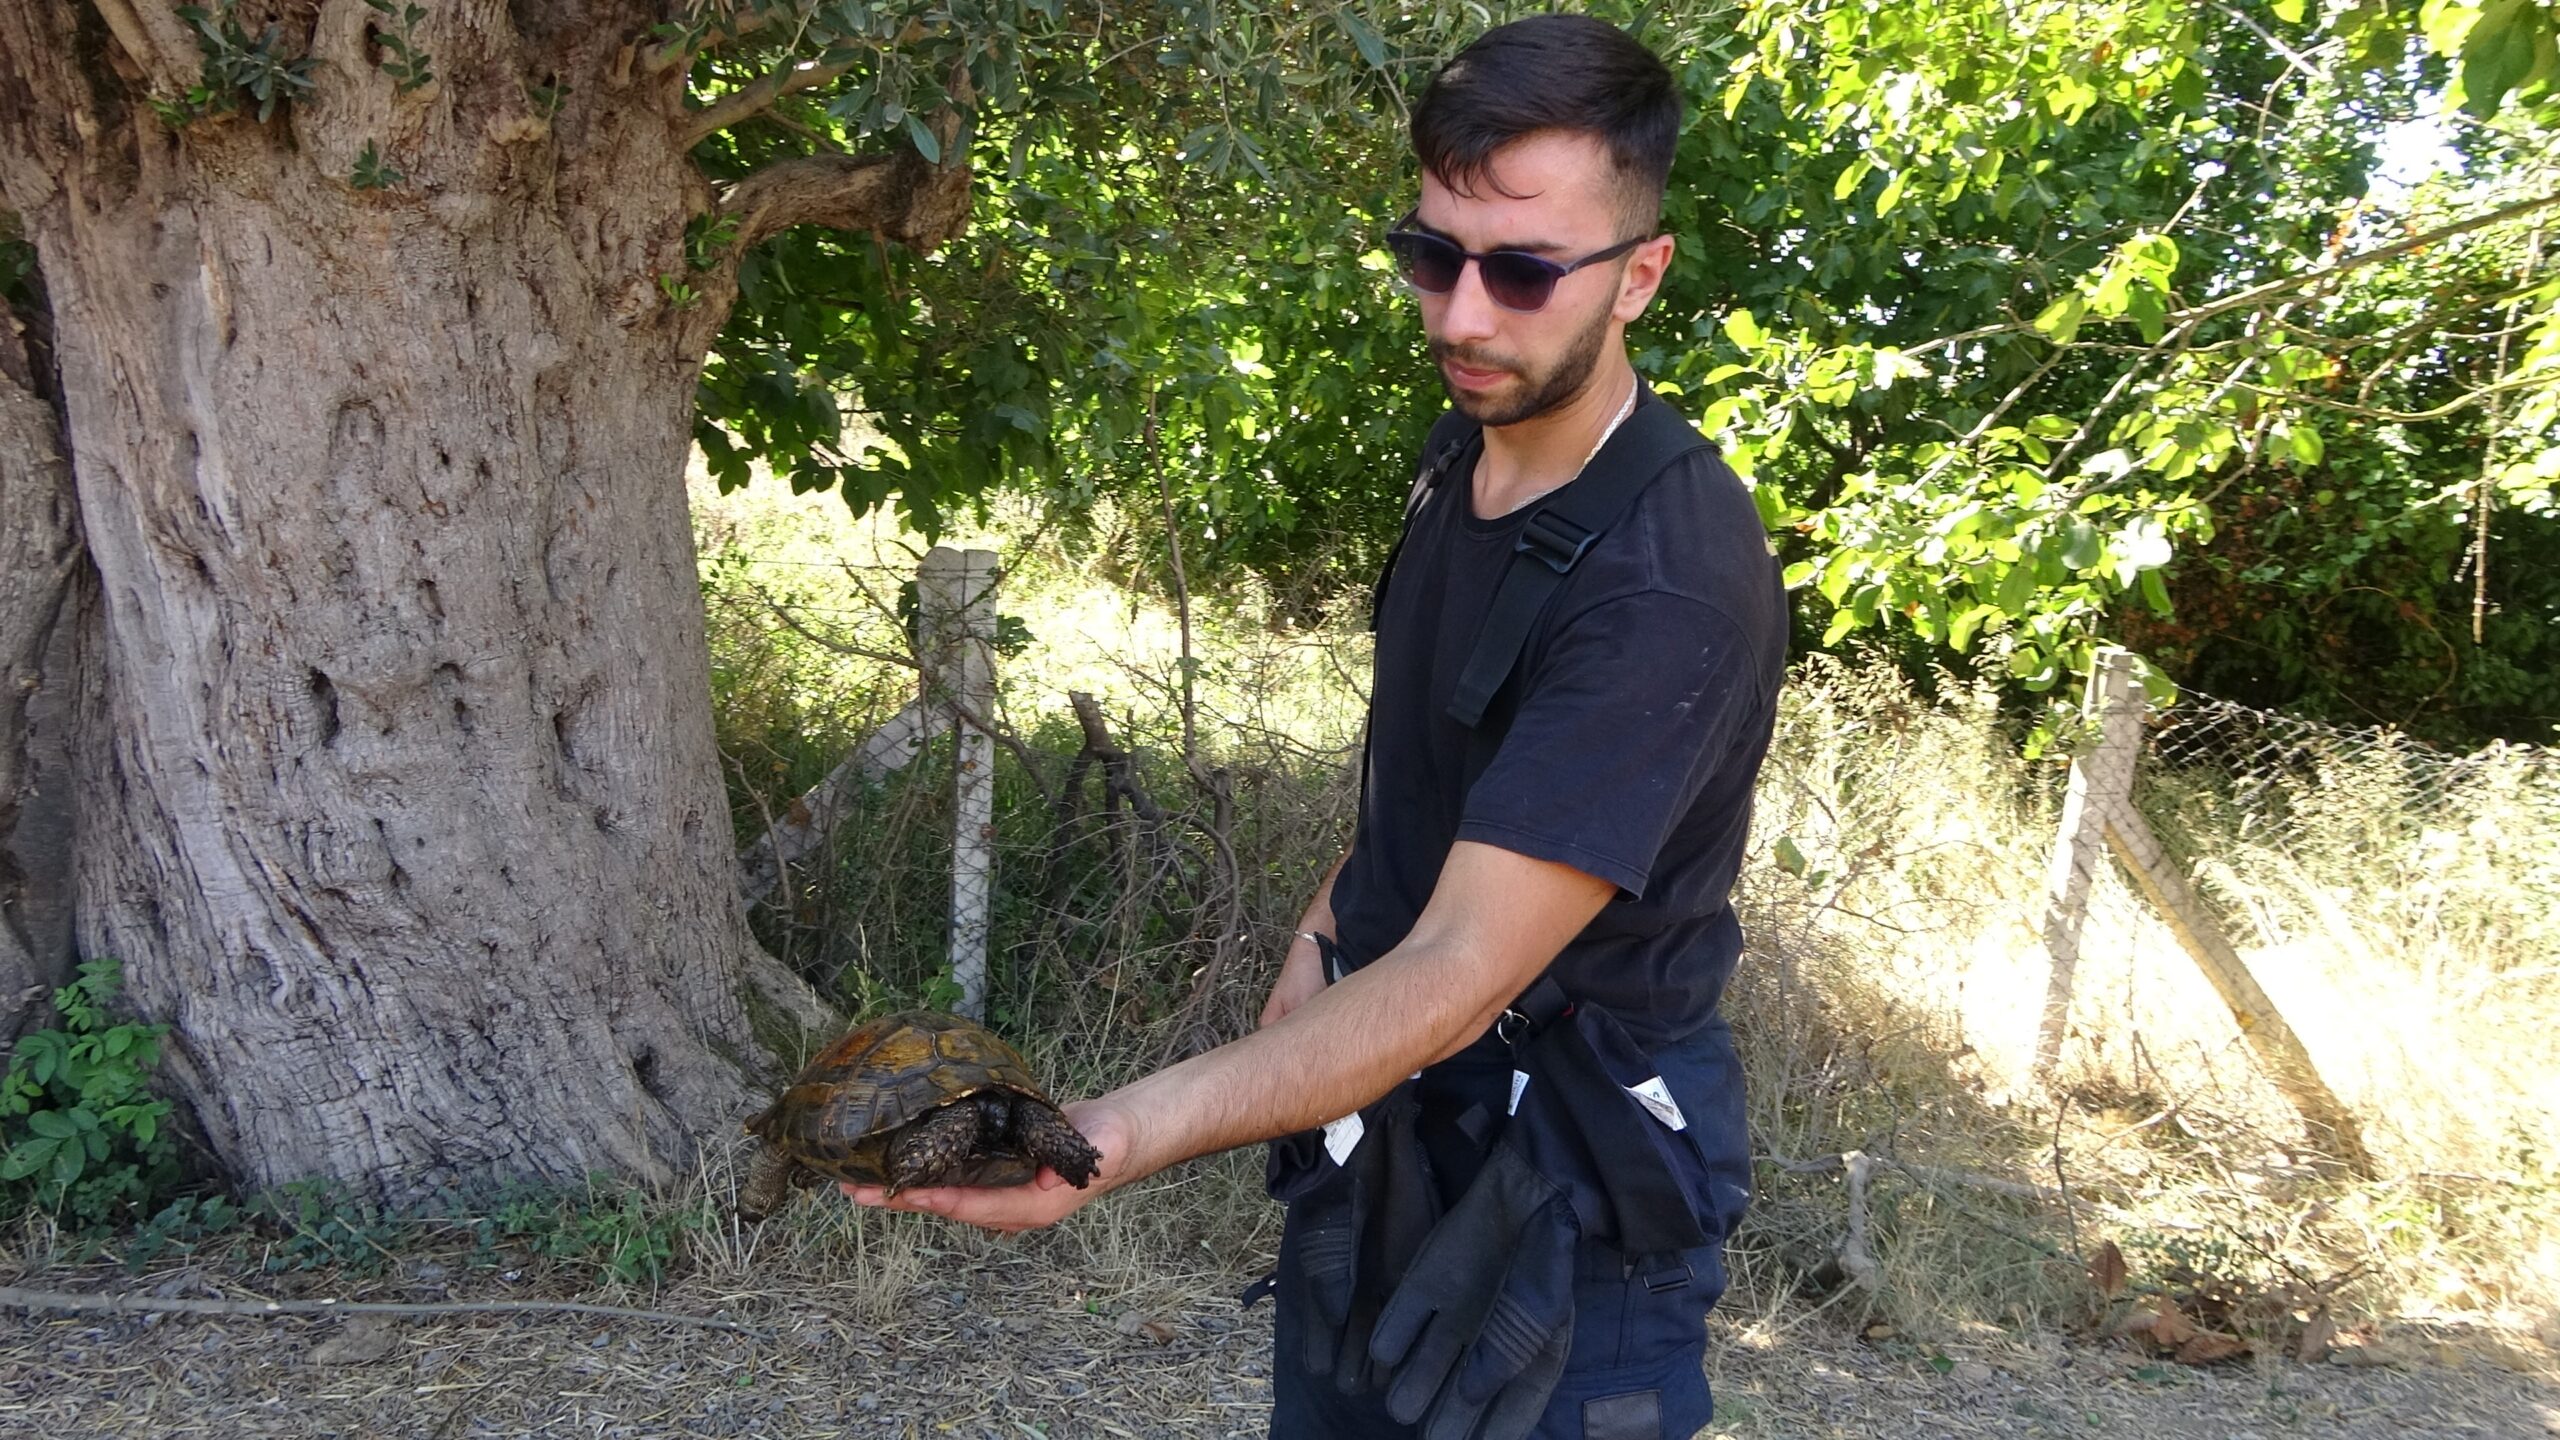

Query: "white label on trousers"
(1509, 1070), (1531, 1116)
(1322, 1112), (1365, 1166)
(1627, 1076), (1688, 1131)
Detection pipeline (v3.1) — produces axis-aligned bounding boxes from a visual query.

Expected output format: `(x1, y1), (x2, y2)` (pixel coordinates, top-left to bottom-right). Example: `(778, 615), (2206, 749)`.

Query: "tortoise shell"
(737, 1010), (1090, 1218)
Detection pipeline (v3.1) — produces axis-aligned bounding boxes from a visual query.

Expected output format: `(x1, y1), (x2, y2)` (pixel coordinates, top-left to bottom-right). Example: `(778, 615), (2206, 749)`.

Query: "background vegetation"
(673, 476), (2557, 1356)
(683, 0), (2560, 745)
(6, 0), (2554, 1384)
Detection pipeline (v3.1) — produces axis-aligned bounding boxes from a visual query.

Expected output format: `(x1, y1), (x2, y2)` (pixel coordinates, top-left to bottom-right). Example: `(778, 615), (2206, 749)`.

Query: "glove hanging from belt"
(1278, 1080), (1442, 1394)
(1363, 990), (1716, 1440)
(1256, 934), (1448, 1394)
(1367, 1139), (1578, 1440)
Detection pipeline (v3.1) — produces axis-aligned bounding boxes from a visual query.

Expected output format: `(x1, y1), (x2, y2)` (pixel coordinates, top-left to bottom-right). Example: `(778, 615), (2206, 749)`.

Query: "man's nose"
(1433, 257), (1502, 344)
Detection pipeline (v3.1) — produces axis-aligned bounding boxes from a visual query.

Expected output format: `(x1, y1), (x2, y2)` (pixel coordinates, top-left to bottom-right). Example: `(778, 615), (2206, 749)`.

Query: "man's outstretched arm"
(842, 839), (1614, 1232)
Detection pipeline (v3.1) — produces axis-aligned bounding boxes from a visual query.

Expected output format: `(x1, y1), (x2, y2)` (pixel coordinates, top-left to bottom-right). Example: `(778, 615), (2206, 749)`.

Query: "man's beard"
(1429, 300), (1615, 428)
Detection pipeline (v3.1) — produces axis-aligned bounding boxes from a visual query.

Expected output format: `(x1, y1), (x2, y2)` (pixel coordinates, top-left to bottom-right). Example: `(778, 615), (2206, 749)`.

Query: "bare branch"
(0, 1284), (765, 1336)
(679, 54), (862, 147)
(717, 151), (973, 258)
(1909, 189), (2560, 362)
(2222, 368), (2560, 425)
(2214, 3), (2324, 84)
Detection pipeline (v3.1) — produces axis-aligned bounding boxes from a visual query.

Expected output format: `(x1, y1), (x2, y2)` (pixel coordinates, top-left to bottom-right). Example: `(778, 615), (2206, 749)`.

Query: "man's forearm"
(1108, 840), (1615, 1184)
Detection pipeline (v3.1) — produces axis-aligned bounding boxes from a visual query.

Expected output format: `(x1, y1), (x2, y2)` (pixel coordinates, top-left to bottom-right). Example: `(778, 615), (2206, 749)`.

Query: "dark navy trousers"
(1268, 1020), (1751, 1440)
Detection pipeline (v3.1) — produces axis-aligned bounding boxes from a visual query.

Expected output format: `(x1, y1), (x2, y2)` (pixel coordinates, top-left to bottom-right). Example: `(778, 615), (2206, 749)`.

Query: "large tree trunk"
(0, 286), (80, 1041)
(0, 2), (969, 1203)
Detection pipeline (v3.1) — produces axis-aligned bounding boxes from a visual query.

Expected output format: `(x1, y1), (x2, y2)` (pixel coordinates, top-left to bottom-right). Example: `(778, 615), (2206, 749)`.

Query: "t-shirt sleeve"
(1454, 589), (1763, 897)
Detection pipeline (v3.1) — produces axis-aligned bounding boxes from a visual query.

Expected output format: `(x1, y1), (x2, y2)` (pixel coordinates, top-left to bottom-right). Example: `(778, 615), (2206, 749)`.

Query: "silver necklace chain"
(1576, 375), (1640, 477)
(1495, 368), (1638, 509)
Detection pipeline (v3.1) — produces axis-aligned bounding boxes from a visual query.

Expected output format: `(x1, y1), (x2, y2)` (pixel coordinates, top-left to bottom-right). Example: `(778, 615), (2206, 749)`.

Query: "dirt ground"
(3, 1250), (2553, 1440)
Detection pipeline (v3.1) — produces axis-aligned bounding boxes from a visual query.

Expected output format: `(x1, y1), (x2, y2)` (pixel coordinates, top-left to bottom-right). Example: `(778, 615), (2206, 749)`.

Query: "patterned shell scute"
(773, 1009), (1047, 1148)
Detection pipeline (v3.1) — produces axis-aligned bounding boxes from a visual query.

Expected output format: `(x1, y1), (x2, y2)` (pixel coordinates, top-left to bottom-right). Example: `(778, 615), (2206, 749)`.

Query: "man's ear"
(1614, 233), (1676, 322)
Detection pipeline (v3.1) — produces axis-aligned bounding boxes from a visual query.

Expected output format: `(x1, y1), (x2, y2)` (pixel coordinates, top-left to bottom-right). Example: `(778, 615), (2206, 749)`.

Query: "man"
(847, 15), (1786, 1438)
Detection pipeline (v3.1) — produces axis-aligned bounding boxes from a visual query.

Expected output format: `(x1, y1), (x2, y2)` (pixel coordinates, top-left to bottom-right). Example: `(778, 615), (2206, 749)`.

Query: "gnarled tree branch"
(680, 54), (861, 146)
(717, 150), (972, 256)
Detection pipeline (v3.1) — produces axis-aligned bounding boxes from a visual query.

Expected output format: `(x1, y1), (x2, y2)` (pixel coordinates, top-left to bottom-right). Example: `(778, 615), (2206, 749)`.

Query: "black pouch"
(1260, 1080), (1443, 1394)
(1510, 1003), (1716, 1263)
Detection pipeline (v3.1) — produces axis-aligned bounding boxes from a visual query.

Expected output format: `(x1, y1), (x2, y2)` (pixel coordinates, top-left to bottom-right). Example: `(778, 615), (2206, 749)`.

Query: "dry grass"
(6, 503), (2558, 1430)
(687, 469), (2560, 1367)
(1736, 657), (2560, 1361)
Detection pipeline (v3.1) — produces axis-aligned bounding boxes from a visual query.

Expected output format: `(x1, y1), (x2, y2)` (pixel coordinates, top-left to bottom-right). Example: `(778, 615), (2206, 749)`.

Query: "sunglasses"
(1383, 214), (1648, 313)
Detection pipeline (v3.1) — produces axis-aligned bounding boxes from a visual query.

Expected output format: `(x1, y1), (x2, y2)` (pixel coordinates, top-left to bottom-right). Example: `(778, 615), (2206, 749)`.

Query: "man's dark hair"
(1411, 15), (1683, 230)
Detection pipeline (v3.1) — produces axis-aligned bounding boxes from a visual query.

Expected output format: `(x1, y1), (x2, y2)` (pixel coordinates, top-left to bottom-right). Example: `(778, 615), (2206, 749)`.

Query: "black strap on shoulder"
(1368, 410), (1482, 633)
(1445, 395), (1710, 729)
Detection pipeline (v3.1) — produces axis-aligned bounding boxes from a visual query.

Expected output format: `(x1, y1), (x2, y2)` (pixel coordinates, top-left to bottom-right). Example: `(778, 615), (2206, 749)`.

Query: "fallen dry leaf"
(2088, 1240), (2128, 1299)
(2173, 1332), (2249, 1366)
(2295, 1310), (2336, 1365)
(1112, 1310), (1177, 1345)
(2147, 1309), (2200, 1349)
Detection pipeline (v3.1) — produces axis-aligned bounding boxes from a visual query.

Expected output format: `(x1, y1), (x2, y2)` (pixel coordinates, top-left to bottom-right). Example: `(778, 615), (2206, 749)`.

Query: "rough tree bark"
(0, 273), (79, 1042)
(0, 1), (969, 1202)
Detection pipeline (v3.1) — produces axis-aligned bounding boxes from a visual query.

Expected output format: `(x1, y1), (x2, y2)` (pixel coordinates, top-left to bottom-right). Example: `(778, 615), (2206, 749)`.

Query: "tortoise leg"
(736, 1145), (801, 1223)
(1013, 1100), (1102, 1188)
(884, 1100), (982, 1193)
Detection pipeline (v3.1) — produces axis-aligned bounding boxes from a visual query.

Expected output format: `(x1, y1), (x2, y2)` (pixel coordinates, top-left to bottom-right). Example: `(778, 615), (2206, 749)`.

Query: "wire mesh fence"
(2143, 689), (2559, 856)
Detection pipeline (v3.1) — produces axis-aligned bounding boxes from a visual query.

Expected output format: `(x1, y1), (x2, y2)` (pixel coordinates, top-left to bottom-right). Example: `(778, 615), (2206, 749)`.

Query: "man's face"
(1408, 131), (1669, 427)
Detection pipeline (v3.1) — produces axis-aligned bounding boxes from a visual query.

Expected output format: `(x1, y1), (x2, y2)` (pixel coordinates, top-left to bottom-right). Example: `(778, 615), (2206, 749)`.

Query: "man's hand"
(839, 1098), (1137, 1234)
(844, 842), (1612, 1234)
(1260, 932), (1329, 1028)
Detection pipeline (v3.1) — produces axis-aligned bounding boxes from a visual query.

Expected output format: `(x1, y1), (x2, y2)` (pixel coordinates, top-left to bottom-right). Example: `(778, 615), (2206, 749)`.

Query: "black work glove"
(1366, 1141), (1581, 1440)
(1282, 1086), (1440, 1393)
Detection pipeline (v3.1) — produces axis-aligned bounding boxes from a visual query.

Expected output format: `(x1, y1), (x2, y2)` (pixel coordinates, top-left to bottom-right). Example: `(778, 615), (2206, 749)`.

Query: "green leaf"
(1723, 309), (1766, 350)
(2061, 520), (2101, 570)
(1874, 168), (1908, 217)
(1337, 10), (1388, 69)
(2272, 0), (2306, 25)
(1995, 559), (2038, 614)
(2288, 424), (2326, 466)
(2033, 293), (2087, 346)
(2139, 567), (2174, 615)
(1774, 836), (1810, 877)
(0, 1140), (55, 1181)
(1833, 156), (1874, 203)
(27, 1109), (73, 1140)
(1820, 609), (1860, 645)
(1948, 604), (1997, 651)
(2460, 0), (2546, 116)
(904, 113), (941, 165)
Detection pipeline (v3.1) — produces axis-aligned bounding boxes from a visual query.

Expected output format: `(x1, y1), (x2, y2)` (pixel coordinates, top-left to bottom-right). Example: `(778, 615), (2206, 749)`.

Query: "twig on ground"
(0, 1284), (768, 1336)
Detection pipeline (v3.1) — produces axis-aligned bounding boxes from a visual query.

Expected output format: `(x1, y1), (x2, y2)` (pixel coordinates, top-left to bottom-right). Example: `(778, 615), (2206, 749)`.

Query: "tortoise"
(736, 1009), (1102, 1222)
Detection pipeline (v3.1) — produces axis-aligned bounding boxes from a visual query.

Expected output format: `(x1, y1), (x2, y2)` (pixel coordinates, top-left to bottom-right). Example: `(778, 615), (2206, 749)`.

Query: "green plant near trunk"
(0, 958), (180, 1225)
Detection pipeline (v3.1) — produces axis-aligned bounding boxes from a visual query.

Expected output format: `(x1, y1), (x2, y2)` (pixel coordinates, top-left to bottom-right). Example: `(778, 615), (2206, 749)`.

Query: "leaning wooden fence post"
(2034, 650), (2142, 1078)
(2032, 648), (2375, 1175)
(918, 547), (1000, 1020)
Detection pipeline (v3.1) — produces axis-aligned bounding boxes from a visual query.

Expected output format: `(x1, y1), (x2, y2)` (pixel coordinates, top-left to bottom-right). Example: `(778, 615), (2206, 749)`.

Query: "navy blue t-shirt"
(1329, 391), (1788, 1048)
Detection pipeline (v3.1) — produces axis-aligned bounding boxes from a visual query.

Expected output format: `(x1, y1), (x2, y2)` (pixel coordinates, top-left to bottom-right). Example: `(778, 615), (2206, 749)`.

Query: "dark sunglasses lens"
(1479, 254), (1560, 311)
(1389, 233), (1464, 294)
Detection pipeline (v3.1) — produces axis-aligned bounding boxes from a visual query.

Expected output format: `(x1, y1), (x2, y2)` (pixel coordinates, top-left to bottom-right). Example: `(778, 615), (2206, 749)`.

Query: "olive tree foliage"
(681, 0), (1481, 553)
(731, 0), (2559, 740)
